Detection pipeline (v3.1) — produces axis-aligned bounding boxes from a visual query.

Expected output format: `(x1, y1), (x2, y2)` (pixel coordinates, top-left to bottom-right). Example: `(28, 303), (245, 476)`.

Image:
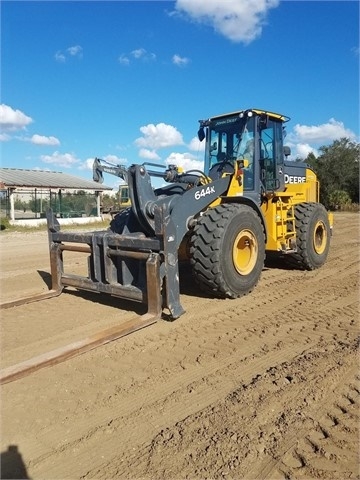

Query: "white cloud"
(55, 45), (83, 62)
(55, 51), (66, 63)
(174, 0), (280, 44)
(138, 148), (161, 161)
(172, 54), (190, 67)
(30, 134), (60, 146)
(285, 118), (357, 160)
(292, 118), (356, 144)
(80, 158), (97, 171)
(131, 48), (146, 59)
(165, 152), (204, 172)
(188, 135), (205, 152)
(118, 54), (130, 66)
(0, 104), (33, 132)
(40, 152), (80, 168)
(286, 142), (318, 160)
(67, 45), (83, 57)
(0, 133), (11, 142)
(131, 48), (156, 62)
(135, 123), (184, 149)
(119, 48), (156, 65)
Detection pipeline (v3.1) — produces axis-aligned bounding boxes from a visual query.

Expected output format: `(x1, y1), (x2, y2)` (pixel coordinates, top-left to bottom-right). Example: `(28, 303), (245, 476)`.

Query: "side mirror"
(283, 146), (291, 157)
(197, 127), (205, 142)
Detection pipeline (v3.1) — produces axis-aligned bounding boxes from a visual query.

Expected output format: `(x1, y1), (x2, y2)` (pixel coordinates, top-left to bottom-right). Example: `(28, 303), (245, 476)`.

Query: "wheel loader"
(44, 108), (333, 320)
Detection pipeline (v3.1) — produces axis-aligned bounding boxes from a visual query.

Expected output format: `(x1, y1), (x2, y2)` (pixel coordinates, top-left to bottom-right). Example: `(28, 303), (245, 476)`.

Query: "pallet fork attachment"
(43, 208), (185, 319)
(0, 207), (181, 384)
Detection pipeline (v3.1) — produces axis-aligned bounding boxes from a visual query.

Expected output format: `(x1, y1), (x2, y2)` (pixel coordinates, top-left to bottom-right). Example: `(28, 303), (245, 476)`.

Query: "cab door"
(259, 116), (285, 192)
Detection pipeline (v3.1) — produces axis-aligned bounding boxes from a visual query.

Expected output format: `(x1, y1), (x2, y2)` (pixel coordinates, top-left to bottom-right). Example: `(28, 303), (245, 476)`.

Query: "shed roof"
(0, 168), (112, 191)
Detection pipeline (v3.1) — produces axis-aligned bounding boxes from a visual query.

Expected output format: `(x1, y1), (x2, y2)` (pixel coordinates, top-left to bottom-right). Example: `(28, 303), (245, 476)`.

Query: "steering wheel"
(208, 161), (235, 180)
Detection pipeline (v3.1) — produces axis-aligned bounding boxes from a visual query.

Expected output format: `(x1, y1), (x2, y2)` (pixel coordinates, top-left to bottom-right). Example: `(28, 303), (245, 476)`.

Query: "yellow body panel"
(261, 167), (333, 252)
(284, 167), (319, 203)
(207, 164), (333, 254)
(261, 195), (297, 251)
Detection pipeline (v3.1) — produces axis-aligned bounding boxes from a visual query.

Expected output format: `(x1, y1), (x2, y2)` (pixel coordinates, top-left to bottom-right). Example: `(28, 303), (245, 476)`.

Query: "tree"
(328, 190), (351, 210)
(305, 138), (359, 209)
(101, 193), (116, 210)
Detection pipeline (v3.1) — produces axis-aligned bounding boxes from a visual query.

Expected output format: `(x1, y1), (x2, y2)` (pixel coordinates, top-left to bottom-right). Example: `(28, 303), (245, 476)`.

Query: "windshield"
(205, 116), (255, 173)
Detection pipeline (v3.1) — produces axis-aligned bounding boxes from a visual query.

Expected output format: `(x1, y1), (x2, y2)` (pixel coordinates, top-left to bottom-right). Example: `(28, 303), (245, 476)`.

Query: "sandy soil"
(0, 212), (359, 480)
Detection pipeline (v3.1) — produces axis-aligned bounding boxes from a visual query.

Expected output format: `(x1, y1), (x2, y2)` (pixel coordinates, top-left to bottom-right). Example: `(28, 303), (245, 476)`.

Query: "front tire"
(109, 207), (143, 235)
(189, 204), (265, 298)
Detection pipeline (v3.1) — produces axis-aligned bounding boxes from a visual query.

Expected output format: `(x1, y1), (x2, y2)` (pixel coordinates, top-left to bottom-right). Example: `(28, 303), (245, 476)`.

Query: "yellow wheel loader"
(44, 108), (333, 320)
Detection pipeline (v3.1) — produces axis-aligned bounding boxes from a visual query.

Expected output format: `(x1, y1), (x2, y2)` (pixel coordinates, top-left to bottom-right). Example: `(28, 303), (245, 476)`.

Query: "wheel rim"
(313, 220), (327, 255)
(232, 229), (258, 275)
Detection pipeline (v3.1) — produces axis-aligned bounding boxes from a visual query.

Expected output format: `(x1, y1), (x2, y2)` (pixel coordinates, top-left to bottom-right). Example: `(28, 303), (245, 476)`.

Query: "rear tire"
(190, 204), (265, 298)
(286, 202), (331, 270)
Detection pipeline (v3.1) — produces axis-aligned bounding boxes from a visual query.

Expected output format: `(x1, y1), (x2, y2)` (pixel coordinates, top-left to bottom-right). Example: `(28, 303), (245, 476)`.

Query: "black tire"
(286, 202), (331, 270)
(109, 207), (142, 234)
(189, 203), (265, 298)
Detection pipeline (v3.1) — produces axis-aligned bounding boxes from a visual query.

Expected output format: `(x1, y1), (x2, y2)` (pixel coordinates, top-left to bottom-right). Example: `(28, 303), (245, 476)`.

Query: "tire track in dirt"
(1, 213), (358, 480)
(24, 284), (357, 479)
(248, 355), (360, 479)
(100, 341), (358, 480)
(5, 259), (358, 468)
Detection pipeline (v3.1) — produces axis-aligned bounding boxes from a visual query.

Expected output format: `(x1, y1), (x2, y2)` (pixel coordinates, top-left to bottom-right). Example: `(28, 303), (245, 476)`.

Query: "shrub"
(0, 217), (11, 230)
(328, 190), (352, 211)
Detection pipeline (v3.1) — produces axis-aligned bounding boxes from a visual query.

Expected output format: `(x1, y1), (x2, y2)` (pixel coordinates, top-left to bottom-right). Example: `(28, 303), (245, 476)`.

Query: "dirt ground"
(0, 212), (359, 480)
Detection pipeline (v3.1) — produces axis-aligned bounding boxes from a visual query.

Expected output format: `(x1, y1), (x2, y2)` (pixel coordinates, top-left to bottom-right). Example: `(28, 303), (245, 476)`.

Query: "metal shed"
(0, 168), (113, 222)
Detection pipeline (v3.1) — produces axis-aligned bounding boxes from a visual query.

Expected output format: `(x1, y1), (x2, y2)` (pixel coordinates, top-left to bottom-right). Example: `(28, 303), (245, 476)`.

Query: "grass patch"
(0, 219), (111, 234)
(0, 217), (11, 231)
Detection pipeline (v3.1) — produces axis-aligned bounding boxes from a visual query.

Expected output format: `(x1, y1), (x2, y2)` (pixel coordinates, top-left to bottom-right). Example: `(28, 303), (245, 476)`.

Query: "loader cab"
(199, 109), (289, 200)
(258, 113), (288, 193)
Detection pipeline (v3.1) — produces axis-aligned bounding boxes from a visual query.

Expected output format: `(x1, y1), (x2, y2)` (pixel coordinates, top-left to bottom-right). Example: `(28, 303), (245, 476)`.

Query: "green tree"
(328, 190), (352, 210)
(61, 191), (96, 216)
(305, 138), (359, 209)
(14, 198), (26, 211)
(101, 193), (117, 210)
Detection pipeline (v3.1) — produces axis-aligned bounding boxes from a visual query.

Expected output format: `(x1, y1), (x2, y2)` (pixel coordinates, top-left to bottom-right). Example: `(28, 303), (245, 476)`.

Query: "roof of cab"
(210, 108), (290, 122)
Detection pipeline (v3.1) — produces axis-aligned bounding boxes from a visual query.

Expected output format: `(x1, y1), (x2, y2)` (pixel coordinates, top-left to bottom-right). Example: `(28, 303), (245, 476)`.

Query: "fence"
(0, 189), (99, 220)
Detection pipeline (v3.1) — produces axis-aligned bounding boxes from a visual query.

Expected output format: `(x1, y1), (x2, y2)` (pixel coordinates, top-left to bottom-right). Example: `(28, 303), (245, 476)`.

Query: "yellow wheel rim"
(232, 229), (258, 275)
(313, 220), (327, 255)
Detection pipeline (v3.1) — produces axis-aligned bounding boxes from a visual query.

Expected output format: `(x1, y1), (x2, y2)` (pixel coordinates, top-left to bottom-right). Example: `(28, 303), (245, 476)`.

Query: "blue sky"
(1, 0), (359, 190)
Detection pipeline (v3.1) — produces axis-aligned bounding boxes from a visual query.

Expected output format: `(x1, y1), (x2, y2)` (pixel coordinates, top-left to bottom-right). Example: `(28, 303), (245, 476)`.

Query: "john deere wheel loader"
(44, 108), (333, 320)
